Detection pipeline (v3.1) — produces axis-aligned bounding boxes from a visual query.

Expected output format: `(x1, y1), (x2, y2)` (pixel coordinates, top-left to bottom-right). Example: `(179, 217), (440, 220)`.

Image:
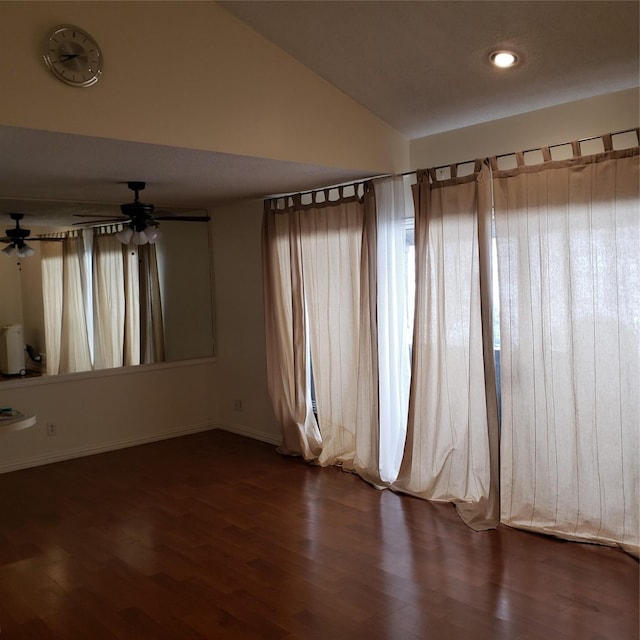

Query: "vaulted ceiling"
(220, 0), (640, 139)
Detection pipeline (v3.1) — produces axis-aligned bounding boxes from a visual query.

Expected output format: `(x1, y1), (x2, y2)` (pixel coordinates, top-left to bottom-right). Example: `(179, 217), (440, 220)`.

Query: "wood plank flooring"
(0, 429), (637, 639)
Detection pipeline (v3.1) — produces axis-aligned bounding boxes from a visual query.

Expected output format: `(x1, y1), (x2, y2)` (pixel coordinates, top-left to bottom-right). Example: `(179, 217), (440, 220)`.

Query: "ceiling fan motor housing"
(6, 228), (30, 239)
(121, 201), (155, 218)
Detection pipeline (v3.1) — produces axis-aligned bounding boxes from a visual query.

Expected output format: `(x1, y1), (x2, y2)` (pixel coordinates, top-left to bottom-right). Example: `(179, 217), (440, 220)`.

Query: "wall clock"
(43, 24), (103, 87)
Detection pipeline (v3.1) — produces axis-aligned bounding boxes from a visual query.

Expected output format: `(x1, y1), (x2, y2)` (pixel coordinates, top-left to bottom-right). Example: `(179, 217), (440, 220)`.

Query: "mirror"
(0, 208), (214, 380)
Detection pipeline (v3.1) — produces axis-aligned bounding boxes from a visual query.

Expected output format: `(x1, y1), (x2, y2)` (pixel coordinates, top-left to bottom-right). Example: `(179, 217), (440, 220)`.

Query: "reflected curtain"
(123, 244), (141, 366)
(392, 164), (500, 531)
(493, 145), (639, 554)
(58, 234), (92, 374)
(40, 228), (165, 374)
(40, 240), (64, 376)
(93, 232), (125, 369)
(139, 244), (165, 364)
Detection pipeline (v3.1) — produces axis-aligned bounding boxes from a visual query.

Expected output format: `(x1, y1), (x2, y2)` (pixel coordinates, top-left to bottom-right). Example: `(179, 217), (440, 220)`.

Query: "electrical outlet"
(46, 422), (56, 436)
(233, 399), (243, 411)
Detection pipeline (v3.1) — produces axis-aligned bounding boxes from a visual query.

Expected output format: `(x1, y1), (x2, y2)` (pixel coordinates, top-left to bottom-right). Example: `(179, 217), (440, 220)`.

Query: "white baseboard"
(215, 422), (282, 446)
(0, 422), (217, 474)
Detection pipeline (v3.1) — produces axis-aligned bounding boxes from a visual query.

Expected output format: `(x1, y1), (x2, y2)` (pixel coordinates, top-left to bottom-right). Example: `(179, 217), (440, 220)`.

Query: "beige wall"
(17, 241), (45, 353)
(0, 1), (408, 174)
(156, 220), (215, 362)
(0, 254), (23, 330)
(211, 199), (281, 444)
(0, 360), (217, 473)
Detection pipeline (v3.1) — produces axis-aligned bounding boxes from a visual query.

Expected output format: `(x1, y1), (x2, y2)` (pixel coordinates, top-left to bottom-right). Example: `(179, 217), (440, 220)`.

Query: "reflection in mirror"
(0, 212), (214, 380)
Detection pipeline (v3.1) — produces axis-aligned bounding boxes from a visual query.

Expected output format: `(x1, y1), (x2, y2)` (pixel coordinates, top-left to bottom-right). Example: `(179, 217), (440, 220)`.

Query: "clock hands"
(58, 53), (80, 62)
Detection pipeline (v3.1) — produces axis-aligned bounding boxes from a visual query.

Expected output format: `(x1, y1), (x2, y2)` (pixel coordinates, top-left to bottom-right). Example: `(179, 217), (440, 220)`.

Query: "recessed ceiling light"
(490, 50), (518, 68)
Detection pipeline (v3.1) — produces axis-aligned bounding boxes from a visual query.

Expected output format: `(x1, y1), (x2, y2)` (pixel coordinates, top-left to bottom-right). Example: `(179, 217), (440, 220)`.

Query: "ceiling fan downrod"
(128, 181), (146, 203)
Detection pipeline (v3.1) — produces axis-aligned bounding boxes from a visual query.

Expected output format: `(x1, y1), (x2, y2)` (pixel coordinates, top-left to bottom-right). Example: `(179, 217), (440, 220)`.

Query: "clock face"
(43, 25), (103, 87)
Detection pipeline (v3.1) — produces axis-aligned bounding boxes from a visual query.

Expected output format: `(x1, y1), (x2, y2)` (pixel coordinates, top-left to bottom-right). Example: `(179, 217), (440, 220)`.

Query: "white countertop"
(0, 410), (36, 432)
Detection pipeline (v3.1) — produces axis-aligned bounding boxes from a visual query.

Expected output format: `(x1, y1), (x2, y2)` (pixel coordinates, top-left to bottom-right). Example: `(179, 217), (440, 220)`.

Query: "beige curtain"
(58, 235), (92, 374)
(263, 187), (382, 485)
(393, 164), (500, 531)
(493, 145), (639, 555)
(40, 240), (64, 376)
(93, 233), (125, 369)
(138, 244), (165, 364)
(262, 204), (321, 460)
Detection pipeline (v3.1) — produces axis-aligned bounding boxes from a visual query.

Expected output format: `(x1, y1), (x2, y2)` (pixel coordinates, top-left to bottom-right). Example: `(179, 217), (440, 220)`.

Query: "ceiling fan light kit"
(1, 213), (62, 259)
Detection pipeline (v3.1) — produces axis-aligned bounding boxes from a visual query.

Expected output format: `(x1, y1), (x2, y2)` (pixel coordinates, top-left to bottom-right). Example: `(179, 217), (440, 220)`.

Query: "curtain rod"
(268, 127), (639, 201)
(492, 126), (639, 160)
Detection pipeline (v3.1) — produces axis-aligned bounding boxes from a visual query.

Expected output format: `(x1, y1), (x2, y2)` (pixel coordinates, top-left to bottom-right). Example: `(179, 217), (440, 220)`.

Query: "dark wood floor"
(0, 430), (637, 640)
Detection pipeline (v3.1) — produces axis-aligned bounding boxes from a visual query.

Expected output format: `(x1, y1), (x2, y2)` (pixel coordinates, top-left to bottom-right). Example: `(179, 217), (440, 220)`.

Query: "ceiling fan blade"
(72, 218), (124, 226)
(28, 237), (65, 242)
(72, 213), (122, 218)
(153, 215), (211, 222)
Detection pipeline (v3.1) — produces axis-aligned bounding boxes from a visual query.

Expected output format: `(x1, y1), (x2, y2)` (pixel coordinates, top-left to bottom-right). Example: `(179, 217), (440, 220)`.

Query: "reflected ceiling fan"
(73, 181), (211, 245)
(1, 213), (63, 258)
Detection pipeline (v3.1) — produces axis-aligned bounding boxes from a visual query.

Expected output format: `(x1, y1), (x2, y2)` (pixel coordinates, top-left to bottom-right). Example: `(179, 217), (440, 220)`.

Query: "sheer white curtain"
(299, 193), (378, 480)
(393, 164), (500, 531)
(264, 175), (498, 516)
(493, 145), (639, 555)
(58, 234), (92, 374)
(373, 176), (412, 484)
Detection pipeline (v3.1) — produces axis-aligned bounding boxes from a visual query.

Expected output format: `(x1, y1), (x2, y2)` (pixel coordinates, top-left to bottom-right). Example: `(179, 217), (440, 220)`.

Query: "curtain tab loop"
(515, 151), (525, 167)
(571, 140), (581, 158)
(602, 134), (613, 152)
(489, 157), (499, 172)
(450, 164), (458, 179)
(541, 146), (552, 162)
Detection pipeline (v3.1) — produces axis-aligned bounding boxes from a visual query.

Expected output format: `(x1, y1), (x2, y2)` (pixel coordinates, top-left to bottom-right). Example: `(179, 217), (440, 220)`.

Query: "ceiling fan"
(1, 213), (63, 258)
(74, 181), (211, 245)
